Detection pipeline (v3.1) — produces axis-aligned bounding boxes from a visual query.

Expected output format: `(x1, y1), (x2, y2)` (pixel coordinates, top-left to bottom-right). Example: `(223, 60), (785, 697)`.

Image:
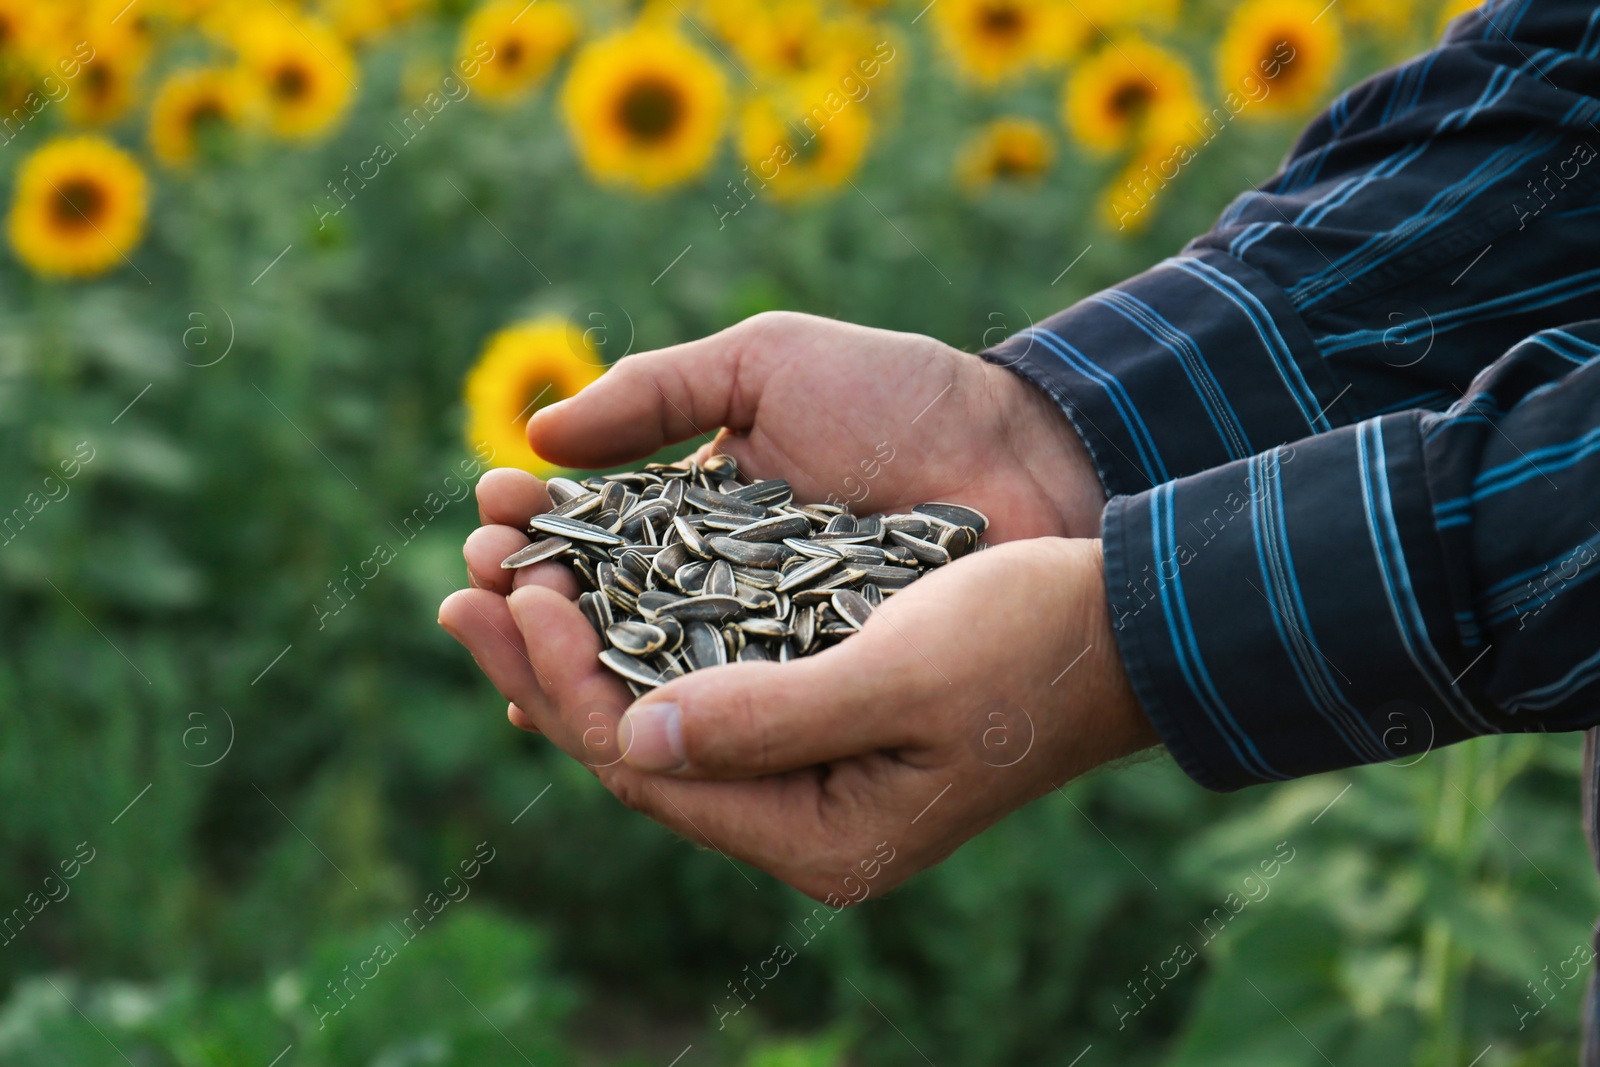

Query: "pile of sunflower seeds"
(500, 455), (989, 696)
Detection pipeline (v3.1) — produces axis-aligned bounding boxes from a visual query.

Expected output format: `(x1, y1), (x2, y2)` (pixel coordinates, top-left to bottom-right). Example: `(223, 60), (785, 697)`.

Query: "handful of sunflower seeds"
(500, 455), (989, 697)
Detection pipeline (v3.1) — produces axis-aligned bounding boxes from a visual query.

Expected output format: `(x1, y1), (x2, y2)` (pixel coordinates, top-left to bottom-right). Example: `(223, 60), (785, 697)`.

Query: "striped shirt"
(985, 0), (1600, 1056)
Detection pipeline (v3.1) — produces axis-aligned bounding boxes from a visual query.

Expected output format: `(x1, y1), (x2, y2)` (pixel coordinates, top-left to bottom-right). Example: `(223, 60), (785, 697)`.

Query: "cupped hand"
(446, 532), (1155, 900)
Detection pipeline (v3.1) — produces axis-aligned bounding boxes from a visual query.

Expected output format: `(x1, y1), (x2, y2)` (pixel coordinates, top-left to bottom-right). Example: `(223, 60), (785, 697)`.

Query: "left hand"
(443, 530), (1156, 900)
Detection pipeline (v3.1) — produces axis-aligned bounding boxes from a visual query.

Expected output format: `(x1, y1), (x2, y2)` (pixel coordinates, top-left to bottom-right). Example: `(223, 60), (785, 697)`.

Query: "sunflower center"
(0, 15), (13, 48)
(978, 2), (1024, 39)
(271, 62), (311, 102)
(994, 146), (1032, 177)
(616, 76), (685, 143)
(779, 35), (810, 71)
(51, 178), (106, 230)
(500, 36), (525, 70)
(84, 63), (111, 102)
(788, 124), (824, 165)
(517, 376), (562, 425)
(1262, 36), (1303, 86)
(187, 99), (228, 139)
(1108, 79), (1153, 122)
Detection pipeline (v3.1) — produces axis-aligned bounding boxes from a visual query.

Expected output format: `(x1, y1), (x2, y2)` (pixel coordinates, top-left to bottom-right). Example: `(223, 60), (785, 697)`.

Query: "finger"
(616, 626), (935, 779)
(506, 585), (635, 766)
(476, 467), (552, 528)
(508, 702), (542, 733)
(465, 525), (530, 594)
(511, 560), (581, 598)
(529, 317), (780, 468)
(438, 589), (550, 718)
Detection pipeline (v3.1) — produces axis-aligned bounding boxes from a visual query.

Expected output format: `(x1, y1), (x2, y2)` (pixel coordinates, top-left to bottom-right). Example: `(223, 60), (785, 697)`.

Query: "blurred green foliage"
(1, 6), (1594, 1067)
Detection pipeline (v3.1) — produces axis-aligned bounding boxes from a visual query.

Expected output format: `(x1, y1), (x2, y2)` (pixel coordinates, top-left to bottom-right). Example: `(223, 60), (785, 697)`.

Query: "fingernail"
(619, 702), (685, 773)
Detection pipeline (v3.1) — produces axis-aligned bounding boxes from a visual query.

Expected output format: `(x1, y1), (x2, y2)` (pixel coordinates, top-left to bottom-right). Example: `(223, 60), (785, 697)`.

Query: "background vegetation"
(1, 0), (1593, 1065)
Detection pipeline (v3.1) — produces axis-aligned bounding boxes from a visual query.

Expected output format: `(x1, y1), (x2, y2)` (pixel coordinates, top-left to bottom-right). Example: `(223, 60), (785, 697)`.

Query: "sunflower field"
(2, 0), (1593, 1065)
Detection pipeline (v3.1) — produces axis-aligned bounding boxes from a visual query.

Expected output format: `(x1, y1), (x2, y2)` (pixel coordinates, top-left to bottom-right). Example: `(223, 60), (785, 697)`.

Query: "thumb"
(616, 630), (933, 778)
(529, 316), (774, 469)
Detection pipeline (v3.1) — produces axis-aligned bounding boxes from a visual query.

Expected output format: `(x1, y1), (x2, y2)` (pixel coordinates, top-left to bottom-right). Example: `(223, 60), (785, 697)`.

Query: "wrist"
(1031, 537), (1159, 782)
(980, 359), (1108, 539)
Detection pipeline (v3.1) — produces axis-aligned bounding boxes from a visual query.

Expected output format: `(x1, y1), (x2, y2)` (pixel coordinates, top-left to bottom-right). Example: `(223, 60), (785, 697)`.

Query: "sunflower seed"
(888, 529), (951, 566)
(705, 559), (736, 598)
(673, 515), (712, 560)
(776, 555), (839, 592)
(529, 514), (625, 546)
(551, 494), (603, 519)
(915, 502), (989, 534)
(545, 477), (588, 505)
(656, 594), (744, 622)
(599, 648), (667, 688)
(708, 536), (789, 569)
(831, 589), (874, 630)
(501, 536), (573, 569)
(738, 617), (792, 639)
(729, 514), (811, 542)
(685, 620), (726, 669)
(608, 621), (669, 656)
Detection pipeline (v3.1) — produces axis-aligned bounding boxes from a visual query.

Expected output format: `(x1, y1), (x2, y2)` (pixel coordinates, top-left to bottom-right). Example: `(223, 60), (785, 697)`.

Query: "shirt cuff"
(1101, 410), (1505, 791)
(981, 248), (1350, 502)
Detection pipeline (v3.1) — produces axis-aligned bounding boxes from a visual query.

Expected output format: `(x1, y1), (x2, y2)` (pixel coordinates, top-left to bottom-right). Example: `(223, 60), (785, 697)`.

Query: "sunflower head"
(149, 66), (248, 168)
(932, 0), (1060, 86)
(957, 117), (1053, 191)
(561, 24), (727, 192)
(730, 2), (879, 88)
(235, 13), (355, 140)
(0, 0), (42, 61)
(1062, 37), (1198, 155)
(737, 84), (872, 202)
(461, 0), (578, 105)
(1216, 0), (1343, 116)
(464, 317), (606, 476)
(62, 32), (146, 127)
(8, 135), (149, 278)
(316, 0), (416, 44)
(1099, 144), (1175, 234)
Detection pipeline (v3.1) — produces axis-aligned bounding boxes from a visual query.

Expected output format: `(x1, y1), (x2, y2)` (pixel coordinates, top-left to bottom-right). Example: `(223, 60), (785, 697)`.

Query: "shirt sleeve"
(982, 0), (1600, 502)
(1104, 323), (1600, 790)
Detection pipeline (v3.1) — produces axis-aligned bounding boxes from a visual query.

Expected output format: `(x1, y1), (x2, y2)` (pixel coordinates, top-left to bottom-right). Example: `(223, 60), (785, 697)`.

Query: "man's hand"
(438, 311), (1144, 897)
(448, 532), (1154, 900)
(535, 310), (1105, 543)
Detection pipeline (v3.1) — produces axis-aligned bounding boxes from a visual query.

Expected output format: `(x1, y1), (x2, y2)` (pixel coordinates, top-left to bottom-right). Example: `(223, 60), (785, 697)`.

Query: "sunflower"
(236, 13), (355, 140)
(931, 0), (1061, 86)
(9, 136), (148, 278)
(0, 0), (43, 61)
(148, 67), (248, 167)
(460, 0), (577, 105)
(62, 33), (146, 126)
(1437, 0), (1479, 34)
(957, 117), (1053, 191)
(1340, 0), (1413, 35)
(1216, 0), (1342, 116)
(1062, 37), (1198, 155)
(733, 2), (881, 88)
(1099, 141), (1186, 233)
(464, 317), (605, 475)
(737, 83), (871, 201)
(318, 0), (396, 44)
(561, 25), (727, 192)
